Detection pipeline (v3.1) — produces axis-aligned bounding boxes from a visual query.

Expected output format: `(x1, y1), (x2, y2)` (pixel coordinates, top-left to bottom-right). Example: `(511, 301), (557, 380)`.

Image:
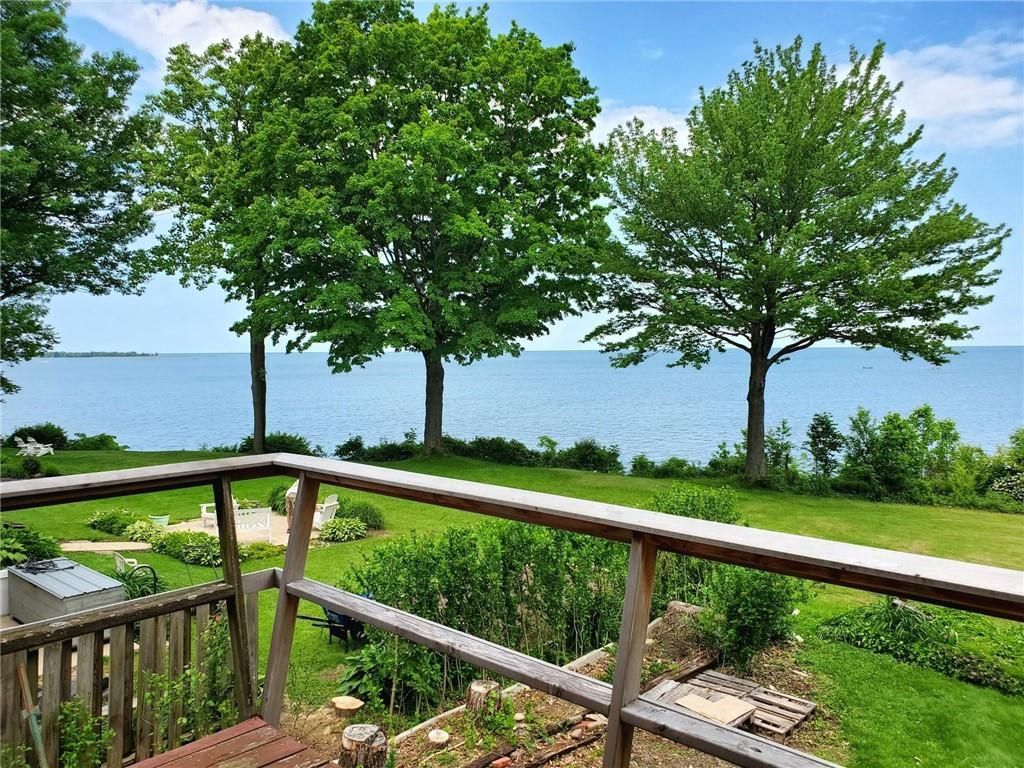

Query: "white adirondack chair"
(199, 498), (239, 527)
(113, 551), (139, 573)
(26, 437), (54, 456)
(313, 494), (340, 530)
(13, 437), (33, 456)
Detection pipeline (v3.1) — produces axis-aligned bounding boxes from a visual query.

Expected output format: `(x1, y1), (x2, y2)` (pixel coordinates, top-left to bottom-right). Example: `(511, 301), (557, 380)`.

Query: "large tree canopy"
(589, 39), (1006, 479)
(255, 0), (610, 451)
(0, 0), (156, 393)
(145, 35), (294, 452)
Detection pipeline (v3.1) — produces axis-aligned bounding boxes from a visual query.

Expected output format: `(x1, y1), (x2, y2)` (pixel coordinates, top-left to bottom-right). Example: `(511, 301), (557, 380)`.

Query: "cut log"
(466, 679), (501, 714)
(427, 728), (450, 748)
(332, 695), (365, 718)
(338, 723), (388, 768)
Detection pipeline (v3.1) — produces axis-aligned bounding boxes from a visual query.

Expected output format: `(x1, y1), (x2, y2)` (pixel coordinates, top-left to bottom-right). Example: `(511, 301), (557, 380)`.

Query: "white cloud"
(593, 103), (690, 146)
(637, 42), (664, 62)
(70, 0), (289, 73)
(882, 30), (1024, 148)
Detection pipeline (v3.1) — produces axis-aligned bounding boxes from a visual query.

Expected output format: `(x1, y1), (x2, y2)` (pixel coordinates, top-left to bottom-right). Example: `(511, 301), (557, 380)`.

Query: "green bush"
(20, 457), (41, 476)
(152, 531), (222, 567)
(238, 542), (286, 561)
(5, 422), (68, 450)
(1, 524), (60, 564)
(630, 454), (701, 478)
(554, 438), (623, 473)
(266, 483), (290, 514)
(87, 508), (139, 536)
(66, 432), (125, 450)
(238, 431), (321, 455)
(124, 520), (164, 543)
(59, 697), (111, 768)
(820, 598), (1024, 696)
(318, 517), (368, 543)
(462, 436), (541, 466)
(630, 454), (657, 477)
(337, 500), (385, 530)
(0, 458), (29, 479)
(0, 538), (27, 568)
(106, 565), (165, 600)
(646, 483), (741, 524)
(697, 565), (808, 670)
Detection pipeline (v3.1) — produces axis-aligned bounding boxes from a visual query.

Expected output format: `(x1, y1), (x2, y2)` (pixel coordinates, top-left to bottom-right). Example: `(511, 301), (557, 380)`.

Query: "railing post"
(603, 533), (658, 768)
(262, 471), (320, 726)
(214, 475), (255, 719)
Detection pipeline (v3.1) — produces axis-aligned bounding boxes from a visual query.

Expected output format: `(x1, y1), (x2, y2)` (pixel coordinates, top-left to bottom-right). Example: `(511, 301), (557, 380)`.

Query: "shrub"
(0, 458), (29, 479)
(334, 436), (366, 460)
(266, 484), (290, 514)
(697, 565), (808, 670)
(805, 412), (844, 478)
(630, 454), (657, 477)
(646, 483), (741, 524)
(318, 517), (368, 543)
(87, 508), (139, 536)
(0, 538), (26, 568)
(238, 431), (321, 455)
(152, 532), (222, 567)
(107, 565), (165, 600)
(820, 598), (1024, 696)
(554, 438), (623, 473)
(463, 436), (540, 466)
(336, 432), (419, 462)
(20, 457), (41, 476)
(338, 500), (385, 530)
(1, 524), (60, 563)
(124, 520), (164, 543)
(239, 542), (286, 561)
(66, 432), (125, 450)
(5, 422), (68, 450)
(707, 441), (745, 476)
(59, 697), (111, 768)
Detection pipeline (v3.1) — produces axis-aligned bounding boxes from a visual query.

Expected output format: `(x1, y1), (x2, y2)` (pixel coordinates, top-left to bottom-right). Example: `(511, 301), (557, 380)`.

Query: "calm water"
(3, 347), (1022, 461)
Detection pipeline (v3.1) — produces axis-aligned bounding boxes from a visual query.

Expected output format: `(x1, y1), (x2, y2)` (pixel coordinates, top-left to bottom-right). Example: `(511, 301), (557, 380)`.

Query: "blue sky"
(53, 1), (1024, 351)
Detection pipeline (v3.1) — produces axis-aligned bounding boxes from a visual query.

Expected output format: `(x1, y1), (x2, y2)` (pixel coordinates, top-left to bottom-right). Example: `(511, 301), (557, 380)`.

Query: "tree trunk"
(338, 724), (388, 768)
(250, 332), (267, 453)
(744, 353), (768, 480)
(466, 679), (501, 714)
(423, 351), (445, 453)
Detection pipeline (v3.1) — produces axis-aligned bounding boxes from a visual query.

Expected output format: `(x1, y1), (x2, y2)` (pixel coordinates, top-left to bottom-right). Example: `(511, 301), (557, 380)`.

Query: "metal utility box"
(7, 558), (125, 625)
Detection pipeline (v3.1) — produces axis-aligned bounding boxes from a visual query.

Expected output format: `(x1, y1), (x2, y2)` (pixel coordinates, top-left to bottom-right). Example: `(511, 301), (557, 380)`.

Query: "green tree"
(588, 38), (1007, 479)
(805, 412), (844, 478)
(260, 0), (609, 452)
(0, 0), (156, 393)
(145, 35), (293, 453)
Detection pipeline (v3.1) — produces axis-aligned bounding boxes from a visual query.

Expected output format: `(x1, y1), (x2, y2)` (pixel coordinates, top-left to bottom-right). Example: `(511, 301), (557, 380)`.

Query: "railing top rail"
(1, 453), (1021, 620)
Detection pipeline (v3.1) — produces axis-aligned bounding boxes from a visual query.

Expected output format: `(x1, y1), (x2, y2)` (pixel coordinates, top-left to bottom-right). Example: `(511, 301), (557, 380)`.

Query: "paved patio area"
(61, 540), (152, 552)
(167, 514), (302, 547)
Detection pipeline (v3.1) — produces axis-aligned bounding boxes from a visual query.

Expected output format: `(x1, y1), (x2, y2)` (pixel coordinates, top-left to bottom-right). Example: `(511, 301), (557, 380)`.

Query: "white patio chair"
(313, 495), (340, 530)
(13, 437), (33, 456)
(199, 497), (239, 527)
(26, 436), (54, 456)
(235, 507), (273, 542)
(113, 551), (139, 574)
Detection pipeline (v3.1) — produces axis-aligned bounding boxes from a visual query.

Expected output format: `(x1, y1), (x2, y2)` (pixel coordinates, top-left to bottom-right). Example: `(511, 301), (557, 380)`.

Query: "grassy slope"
(3, 450), (1022, 767)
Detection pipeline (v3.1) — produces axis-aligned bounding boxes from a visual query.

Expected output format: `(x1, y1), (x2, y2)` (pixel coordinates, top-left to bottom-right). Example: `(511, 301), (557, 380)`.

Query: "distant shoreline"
(44, 351), (158, 358)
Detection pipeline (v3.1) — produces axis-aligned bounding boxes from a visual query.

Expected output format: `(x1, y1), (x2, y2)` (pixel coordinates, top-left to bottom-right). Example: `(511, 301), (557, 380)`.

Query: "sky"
(49, 0), (1024, 352)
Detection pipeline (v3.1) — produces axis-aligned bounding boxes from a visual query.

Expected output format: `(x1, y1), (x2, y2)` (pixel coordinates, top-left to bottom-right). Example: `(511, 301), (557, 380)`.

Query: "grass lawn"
(2, 449), (1022, 766)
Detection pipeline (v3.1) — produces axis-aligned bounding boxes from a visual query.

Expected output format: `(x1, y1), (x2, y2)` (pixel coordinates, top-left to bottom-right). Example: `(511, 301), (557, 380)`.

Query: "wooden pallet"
(648, 669), (816, 739)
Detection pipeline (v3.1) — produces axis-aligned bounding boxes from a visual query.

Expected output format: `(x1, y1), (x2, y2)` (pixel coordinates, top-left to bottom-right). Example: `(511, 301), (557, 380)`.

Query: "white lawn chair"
(235, 507), (273, 542)
(13, 437), (33, 456)
(313, 495), (340, 530)
(113, 551), (139, 573)
(199, 498), (239, 527)
(26, 437), (54, 456)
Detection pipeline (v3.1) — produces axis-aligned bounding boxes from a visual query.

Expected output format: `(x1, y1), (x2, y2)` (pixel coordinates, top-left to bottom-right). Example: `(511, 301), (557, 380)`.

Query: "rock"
(427, 728), (450, 747)
(584, 713), (608, 725)
(331, 696), (365, 718)
(513, 712), (526, 723)
(569, 728), (584, 740)
(582, 718), (604, 731)
(490, 758), (512, 768)
(667, 600), (703, 616)
(644, 638), (655, 646)
(510, 749), (524, 760)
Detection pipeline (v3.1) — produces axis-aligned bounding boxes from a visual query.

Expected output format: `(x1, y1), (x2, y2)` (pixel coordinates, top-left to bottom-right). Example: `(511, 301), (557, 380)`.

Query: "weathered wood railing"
(0, 567), (276, 767)
(2, 454), (1022, 768)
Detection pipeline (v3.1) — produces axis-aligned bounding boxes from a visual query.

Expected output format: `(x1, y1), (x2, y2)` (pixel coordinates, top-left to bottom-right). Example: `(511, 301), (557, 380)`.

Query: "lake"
(4, 347), (1022, 461)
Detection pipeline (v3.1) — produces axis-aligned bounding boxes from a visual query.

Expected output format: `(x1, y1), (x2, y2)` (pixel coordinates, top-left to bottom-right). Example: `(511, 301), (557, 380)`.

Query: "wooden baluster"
(246, 591), (260, 684)
(1, 649), (24, 747)
(76, 631), (104, 719)
(602, 534), (658, 768)
(213, 476), (255, 719)
(167, 610), (187, 749)
(262, 472), (320, 726)
(107, 624), (130, 768)
(40, 640), (71, 768)
(136, 617), (157, 759)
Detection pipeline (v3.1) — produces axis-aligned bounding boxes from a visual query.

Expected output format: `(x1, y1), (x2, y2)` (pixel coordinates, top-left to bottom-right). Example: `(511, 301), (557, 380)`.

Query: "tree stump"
(331, 695), (365, 718)
(466, 679), (501, 714)
(427, 728), (450, 748)
(338, 723), (388, 768)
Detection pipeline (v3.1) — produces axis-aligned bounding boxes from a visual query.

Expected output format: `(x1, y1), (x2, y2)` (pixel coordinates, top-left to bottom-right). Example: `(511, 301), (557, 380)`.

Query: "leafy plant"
(554, 438), (624, 473)
(337, 500), (385, 530)
(238, 542), (286, 561)
(124, 520), (164, 543)
(1, 524), (60, 563)
(87, 508), (139, 536)
(237, 431), (321, 455)
(106, 565), (164, 599)
(59, 697), (112, 768)
(319, 518), (368, 543)
(266, 483), (291, 514)
(152, 531), (222, 567)
(0, 537), (27, 568)
(646, 483), (740, 524)
(67, 432), (125, 450)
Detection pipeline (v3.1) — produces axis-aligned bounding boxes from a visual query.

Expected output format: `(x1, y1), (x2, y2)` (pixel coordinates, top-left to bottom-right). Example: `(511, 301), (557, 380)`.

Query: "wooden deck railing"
(2, 454), (1022, 768)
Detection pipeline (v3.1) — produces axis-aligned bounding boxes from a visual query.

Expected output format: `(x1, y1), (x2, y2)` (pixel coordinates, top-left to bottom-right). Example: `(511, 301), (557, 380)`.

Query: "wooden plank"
(40, 641), (70, 768)
(243, 567), (282, 594)
(214, 475), (255, 720)
(76, 630), (104, 718)
(131, 717), (266, 768)
(603, 533), (658, 768)
(246, 591), (260, 683)
(272, 455), (1024, 621)
(194, 602), (211, 670)
(151, 724), (284, 766)
(167, 611), (187, 749)
(287, 578), (614, 714)
(621, 695), (841, 768)
(0, 650), (23, 746)
(136, 617), (157, 759)
(107, 624), (129, 768)
(262, 473), (320, 726)
(0, 454), (278, 510)
(0, 581), (233, 655)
